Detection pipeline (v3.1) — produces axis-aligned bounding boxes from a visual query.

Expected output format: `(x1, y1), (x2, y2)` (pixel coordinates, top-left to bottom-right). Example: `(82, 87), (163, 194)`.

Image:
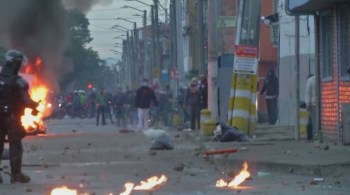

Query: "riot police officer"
(0, 49), (39, 183)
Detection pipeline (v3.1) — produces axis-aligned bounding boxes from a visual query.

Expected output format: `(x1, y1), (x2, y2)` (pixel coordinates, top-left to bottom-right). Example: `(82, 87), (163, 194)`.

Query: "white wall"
(278, 0), (315, 126)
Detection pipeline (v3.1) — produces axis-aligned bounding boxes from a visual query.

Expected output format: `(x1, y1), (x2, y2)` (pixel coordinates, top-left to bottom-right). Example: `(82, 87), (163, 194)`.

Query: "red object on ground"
(204, 148), (238, 157)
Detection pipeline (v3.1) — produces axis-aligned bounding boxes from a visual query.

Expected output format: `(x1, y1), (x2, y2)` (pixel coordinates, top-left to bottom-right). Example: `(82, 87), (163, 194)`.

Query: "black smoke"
(0, 0), (112, 91)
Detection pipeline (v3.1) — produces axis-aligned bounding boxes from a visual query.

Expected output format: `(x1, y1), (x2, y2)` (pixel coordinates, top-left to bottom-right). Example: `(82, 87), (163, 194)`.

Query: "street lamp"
(111, 24), (130, 31)
(116, 17), (134, 24)
(125, 0), (151, 7)
(110, 49), (123, 54)
(121, 5), (147, 27)
(114, 37), (125, 40)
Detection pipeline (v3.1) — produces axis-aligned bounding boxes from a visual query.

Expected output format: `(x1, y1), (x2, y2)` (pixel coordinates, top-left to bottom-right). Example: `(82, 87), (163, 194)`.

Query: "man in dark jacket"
(185, 78), (201, 130)
(135, 78), (158, 131)
(260, 68), (279, 125)
(0, 50), (39, 183)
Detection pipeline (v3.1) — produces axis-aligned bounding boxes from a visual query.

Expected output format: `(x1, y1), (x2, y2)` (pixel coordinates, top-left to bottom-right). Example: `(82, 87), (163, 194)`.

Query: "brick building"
(289, 0), (350, 142)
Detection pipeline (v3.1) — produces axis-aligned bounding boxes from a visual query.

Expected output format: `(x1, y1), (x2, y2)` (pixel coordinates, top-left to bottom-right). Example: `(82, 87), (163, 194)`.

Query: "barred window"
(321, 11), (333, 80)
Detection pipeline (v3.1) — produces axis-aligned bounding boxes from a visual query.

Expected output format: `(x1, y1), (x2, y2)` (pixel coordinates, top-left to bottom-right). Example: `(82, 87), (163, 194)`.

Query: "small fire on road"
(120, 175), (168, 195)
(20, 57), (50, 134)
(216, 161), (251, 190)
(50, 186), (77, 195)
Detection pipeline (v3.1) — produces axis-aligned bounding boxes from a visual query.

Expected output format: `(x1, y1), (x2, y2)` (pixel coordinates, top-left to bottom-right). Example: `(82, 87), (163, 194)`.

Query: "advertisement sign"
(233, 45), (258, 74)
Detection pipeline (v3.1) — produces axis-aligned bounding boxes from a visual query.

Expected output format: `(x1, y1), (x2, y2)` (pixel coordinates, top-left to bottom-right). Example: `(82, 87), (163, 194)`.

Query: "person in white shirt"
(305, 74), (316, 136)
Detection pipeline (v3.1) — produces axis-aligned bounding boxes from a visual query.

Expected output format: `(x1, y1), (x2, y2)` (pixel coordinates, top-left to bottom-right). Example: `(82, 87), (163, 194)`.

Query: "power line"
(88, 6), (149, 12)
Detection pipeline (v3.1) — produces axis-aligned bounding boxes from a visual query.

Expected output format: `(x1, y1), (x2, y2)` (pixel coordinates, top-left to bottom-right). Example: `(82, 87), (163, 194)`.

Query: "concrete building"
(277, 0), (316, 126)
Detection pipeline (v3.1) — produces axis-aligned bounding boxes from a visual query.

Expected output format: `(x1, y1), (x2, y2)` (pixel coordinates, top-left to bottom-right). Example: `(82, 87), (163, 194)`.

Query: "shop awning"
(288, 0), (349, 14)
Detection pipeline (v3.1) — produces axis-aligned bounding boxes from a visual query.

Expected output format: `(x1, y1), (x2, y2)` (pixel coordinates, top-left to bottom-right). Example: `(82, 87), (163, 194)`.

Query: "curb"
(183, 131), (350, 177)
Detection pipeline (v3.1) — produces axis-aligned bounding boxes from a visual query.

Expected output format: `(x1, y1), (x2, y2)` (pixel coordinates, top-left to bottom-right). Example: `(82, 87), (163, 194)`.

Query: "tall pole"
(143, 10), (147, 27)
(170, 0), (178, 97)
(207, 0), (219, 120)
(151, 5), (156, 79)
(133, 22), (139, 82)
(197, 0), (205, 75)
(295, 15), (300, 141)
(154, 0), (161, 79)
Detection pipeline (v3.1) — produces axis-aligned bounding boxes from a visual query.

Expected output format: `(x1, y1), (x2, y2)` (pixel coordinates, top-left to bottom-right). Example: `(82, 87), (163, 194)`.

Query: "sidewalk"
(185, 124), (350, 177)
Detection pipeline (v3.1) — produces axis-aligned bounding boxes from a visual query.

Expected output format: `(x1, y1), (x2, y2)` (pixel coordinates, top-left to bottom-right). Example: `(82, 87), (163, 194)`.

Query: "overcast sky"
(86, 0), (168, 66)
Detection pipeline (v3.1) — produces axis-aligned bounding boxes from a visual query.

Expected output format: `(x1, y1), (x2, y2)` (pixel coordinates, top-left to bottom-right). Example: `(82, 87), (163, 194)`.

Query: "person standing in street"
(260, 69), (279, 125)
(135, 78), (158, 131)
(96, 88), (107, 126)
(0, 50), (39, 183)
(184, 78), (201, 130)
(305, 74), (316, 140)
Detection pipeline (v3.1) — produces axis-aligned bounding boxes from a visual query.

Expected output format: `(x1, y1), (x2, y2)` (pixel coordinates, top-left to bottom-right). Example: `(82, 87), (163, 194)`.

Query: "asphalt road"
(0, 118), (349, 195)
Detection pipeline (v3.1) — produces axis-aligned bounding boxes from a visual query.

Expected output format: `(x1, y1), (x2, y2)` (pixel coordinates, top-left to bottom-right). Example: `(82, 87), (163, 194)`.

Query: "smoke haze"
(62, 0), (113, 13)
(0, 0), (112, 91)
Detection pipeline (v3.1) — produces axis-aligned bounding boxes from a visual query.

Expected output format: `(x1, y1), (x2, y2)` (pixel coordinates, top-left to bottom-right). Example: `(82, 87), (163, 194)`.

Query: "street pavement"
(197, 124), (350, 177)
(0, 118), (349, 195)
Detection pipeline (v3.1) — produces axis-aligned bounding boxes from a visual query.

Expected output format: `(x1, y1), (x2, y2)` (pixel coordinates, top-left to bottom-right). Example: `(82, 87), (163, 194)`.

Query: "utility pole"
(207, 0), (219, 120)
(154, 0), (161, 79)
(295, 15), (300, 141)
(197, 0), (205, 75)
(133, 22), (139, 82)
(151, 5), (156, 80)
(143, 10), (147, 27)
(170, 0), (178, 97)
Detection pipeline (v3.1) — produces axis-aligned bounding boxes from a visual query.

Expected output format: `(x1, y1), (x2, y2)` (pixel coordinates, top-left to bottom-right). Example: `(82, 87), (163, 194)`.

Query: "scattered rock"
(282, 181), (289, 186)
(61, 175), (65, 180)
(46, 175), (53, 179)
(173, 163), (185, 172)
(310, 181), (318, 185)
(288, 168), (294, 173)
(174, 134), (180, 138)
(64, 147), (70, 150)
(323, 145), (330, 151)
(72, 129), (77, 133)
(87, 143), (92, 146)
(189, 173), (197, 176)
(334, 181), (341, 185)
(148, 151), (157, 156)
(124, 155), (129, 159)
(25, 187), (33, 192)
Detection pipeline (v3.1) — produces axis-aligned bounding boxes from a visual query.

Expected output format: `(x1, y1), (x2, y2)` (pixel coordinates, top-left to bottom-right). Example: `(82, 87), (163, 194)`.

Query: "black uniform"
(0, 50), (38, 183)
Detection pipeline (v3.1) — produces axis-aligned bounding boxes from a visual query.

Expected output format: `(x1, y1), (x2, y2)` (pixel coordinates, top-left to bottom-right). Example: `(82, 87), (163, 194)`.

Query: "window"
(339, 6), (350, 79)
(321, 11), (333, 80)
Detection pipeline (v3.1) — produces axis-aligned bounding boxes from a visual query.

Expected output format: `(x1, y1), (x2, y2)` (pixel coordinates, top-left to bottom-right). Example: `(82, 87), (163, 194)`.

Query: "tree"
(0, 44), (6, 65)
(60, 9), (108, 92)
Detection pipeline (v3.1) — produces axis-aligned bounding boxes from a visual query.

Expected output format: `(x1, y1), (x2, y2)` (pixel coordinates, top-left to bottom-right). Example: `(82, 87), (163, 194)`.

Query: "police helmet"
(5, 49), (28, 69)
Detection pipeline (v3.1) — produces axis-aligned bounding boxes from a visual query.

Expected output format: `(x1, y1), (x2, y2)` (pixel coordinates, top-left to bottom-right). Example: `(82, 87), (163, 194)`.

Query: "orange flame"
(216, 161), (251, 189)
(119, 175), (168, 195)
(20, 58), (50, 133)
(134, 175), (168, 190)
(50, 186), (77, 195)
(120, 183), (134, 195)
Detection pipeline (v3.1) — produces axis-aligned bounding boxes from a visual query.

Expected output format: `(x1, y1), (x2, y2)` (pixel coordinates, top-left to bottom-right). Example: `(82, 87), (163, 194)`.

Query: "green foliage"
(60, 9), (110, 92)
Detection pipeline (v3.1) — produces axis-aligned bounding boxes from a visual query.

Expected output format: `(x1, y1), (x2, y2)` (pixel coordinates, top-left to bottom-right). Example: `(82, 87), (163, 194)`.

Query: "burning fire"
(20, 57), (50, 133)
(216, 161), (251, 189)
(50, 186), (77, 195)
(120, 175), (168, 195)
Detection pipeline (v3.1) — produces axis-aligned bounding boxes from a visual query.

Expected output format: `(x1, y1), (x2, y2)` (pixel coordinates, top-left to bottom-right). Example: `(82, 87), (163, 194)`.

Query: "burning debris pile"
(120, 175), (168, 195)
(216, 161), (251, 190)
(50, 175), (168, 195)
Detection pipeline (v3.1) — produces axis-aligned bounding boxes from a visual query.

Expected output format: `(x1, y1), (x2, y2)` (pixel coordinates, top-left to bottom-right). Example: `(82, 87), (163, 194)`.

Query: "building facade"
(289, 0), (350, 143)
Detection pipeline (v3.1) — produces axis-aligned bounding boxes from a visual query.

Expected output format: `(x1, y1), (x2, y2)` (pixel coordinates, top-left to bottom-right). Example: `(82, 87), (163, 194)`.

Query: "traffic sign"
(217, 16), (237, 28)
